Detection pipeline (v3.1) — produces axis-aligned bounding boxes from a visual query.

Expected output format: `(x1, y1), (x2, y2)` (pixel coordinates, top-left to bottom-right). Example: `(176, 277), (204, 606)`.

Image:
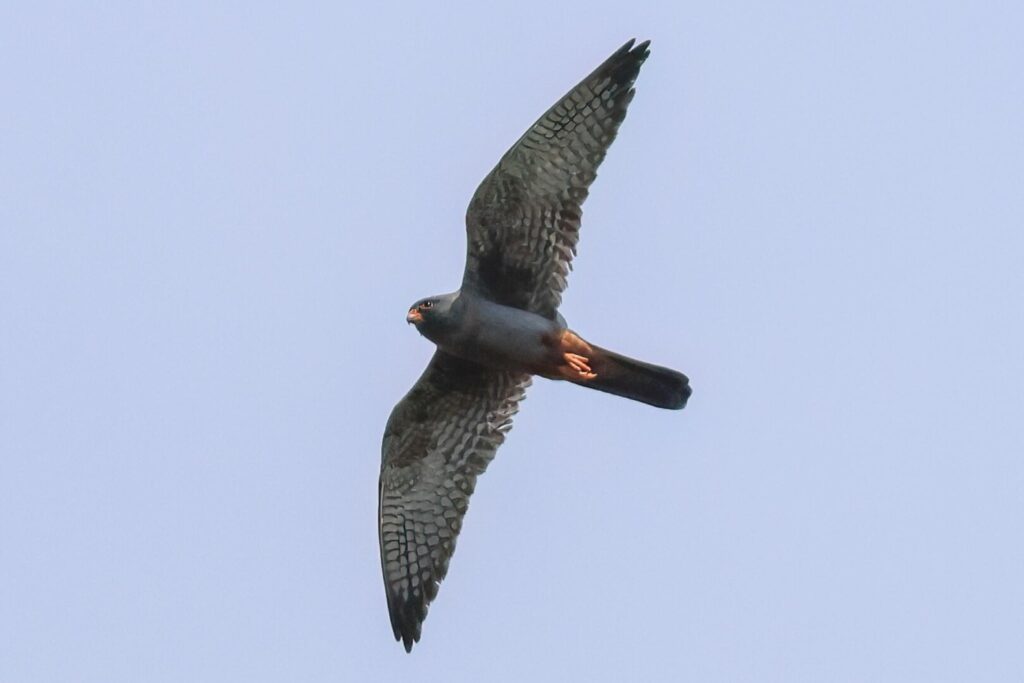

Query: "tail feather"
(572, 345), (691, 410)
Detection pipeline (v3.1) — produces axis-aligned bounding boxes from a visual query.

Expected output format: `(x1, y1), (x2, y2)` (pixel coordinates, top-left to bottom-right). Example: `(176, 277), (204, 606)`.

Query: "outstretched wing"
(462, 39), (650, 320)
(378, 352), (531, 652)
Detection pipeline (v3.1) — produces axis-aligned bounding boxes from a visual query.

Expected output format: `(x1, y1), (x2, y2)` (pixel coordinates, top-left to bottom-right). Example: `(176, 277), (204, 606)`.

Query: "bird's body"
(378, 39), (693, 651)
(411, 290), (690, 405)
(412, 291), (563, 375)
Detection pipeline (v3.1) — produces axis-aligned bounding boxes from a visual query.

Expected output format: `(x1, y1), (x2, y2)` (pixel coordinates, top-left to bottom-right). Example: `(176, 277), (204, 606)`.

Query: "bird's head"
(406, 292), (458, 336)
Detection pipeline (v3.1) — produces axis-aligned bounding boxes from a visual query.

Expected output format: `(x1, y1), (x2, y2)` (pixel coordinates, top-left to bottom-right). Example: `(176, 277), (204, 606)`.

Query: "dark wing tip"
(613, 38), (650, 56)
(402, 632), (416, 653)
(386, 587), (425, 653)
(591, 39), (651, 120)
(588, 39), (651, 88)
(608, 38), (651, 76)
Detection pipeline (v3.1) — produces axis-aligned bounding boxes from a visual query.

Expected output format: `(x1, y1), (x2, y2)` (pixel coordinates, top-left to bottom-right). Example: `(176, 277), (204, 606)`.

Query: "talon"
(564, 352), (593, 376)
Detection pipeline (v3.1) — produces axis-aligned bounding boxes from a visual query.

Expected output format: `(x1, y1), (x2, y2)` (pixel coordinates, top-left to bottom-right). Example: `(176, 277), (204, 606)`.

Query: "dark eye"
(421, 301), (433, 309)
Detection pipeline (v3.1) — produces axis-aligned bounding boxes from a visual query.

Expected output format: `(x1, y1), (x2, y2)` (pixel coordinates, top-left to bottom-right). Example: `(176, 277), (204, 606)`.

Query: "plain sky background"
(2, 1), (1023, 681)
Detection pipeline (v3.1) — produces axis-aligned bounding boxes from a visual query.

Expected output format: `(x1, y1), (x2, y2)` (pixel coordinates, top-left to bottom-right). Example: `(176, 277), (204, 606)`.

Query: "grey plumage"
(464, 39), (649, 319)
(379, 353), (529, 651)
(379, 39), (691, 652)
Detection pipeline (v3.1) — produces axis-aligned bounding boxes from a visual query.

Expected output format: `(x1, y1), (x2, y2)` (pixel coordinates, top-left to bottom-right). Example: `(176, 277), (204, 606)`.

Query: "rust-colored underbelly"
(538, 329), (597, 381)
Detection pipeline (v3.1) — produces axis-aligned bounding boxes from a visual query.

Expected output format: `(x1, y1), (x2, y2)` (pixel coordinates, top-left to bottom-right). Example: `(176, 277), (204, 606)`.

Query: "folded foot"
(564, 352), (597, 379)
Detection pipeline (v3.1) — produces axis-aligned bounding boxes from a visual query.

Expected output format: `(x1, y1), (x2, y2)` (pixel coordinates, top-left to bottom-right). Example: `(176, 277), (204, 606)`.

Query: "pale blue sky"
(2, 2), (1023, 681)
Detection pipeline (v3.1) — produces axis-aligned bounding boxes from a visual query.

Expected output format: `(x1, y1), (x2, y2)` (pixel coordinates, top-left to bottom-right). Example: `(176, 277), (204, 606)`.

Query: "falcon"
(378, 39), (691, 651)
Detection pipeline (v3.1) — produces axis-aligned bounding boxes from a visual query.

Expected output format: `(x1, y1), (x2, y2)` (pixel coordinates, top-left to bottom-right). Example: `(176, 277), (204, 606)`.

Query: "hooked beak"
(406, 308), (422, 325)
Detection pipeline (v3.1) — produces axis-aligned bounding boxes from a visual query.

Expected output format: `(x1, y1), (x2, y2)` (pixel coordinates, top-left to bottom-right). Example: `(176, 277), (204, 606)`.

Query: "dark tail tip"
(641, 366), (690, 410)
(666, 371), (692, 410)
(576, 346), (692, 410)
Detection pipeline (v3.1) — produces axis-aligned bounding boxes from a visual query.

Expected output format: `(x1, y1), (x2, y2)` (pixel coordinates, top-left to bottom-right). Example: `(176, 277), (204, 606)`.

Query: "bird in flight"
(378, 39), (691, 652)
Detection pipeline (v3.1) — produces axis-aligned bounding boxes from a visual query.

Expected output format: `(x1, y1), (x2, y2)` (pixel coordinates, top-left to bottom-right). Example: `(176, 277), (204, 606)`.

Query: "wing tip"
(387, 588), (425, 653)
(600, 38), (651, 90)
(616, 37), (650, 52)
(618, 37), (651, 62)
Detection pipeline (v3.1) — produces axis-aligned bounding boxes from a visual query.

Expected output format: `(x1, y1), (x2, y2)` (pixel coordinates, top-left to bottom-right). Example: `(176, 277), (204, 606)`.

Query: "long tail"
(572, 345), (691, 410)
